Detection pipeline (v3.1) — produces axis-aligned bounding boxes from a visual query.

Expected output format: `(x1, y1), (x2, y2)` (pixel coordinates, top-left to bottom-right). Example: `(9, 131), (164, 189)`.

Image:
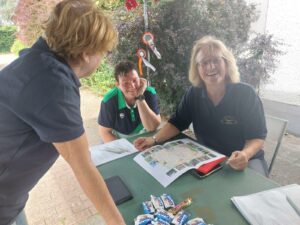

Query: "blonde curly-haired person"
(135, 36), (268, 177)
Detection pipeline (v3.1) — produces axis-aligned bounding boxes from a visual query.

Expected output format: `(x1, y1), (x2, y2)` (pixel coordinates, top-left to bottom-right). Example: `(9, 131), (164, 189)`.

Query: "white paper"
(134, 138), (225, 187)
(90, 138), (138, 166)
(231, 184), (300, 225)
(285, 185), (300, 216)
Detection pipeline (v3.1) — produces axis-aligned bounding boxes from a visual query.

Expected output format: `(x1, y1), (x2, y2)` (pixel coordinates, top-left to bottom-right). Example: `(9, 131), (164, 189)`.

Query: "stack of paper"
(231, 184), (300, 225)
(90, 138), (138, 166)
(285, 185), (300, 216)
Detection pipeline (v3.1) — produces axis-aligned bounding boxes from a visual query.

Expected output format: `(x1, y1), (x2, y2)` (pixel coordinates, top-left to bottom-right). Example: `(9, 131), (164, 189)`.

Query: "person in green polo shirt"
(98, 61), (161, 143)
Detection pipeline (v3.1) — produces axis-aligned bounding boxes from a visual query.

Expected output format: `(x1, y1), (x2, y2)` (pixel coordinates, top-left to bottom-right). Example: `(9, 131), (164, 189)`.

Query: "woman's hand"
(134, 137), (154, 151)
(227, 151), (249, 170)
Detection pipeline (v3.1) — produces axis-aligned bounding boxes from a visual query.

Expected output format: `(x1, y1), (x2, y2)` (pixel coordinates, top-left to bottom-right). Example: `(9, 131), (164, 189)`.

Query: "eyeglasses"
(197, 56), (224, 68)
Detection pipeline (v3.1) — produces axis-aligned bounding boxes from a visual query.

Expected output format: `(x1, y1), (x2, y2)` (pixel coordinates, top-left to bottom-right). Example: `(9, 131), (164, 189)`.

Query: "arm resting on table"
(134, 122), (180, 150)
(228, 138), (264, 170)
(99, 125), (118, 143)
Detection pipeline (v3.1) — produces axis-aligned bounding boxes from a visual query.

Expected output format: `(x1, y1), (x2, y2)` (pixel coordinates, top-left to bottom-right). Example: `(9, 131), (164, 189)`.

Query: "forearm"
(72, 162), (124, 224)
(136, 100), (161, 131)
(54, 134), (125, 225)
(242, 139), (264, 160)
(155, 122), (180, 143)
(99, 126), (118, 143)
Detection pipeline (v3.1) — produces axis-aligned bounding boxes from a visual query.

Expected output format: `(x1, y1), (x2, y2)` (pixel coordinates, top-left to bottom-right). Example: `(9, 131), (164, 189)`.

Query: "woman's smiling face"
(196, 49), (227, 87)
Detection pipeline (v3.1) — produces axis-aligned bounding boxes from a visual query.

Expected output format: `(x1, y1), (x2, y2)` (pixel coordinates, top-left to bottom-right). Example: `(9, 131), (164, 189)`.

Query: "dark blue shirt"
(0, 37), (84, 225)
(98, 87), (159, 135)
(169, 83), (267, 157)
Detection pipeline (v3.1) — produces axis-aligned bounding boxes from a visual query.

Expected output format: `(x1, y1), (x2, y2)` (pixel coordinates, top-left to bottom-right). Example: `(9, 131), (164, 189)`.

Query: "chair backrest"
(265, 115), (288, 175)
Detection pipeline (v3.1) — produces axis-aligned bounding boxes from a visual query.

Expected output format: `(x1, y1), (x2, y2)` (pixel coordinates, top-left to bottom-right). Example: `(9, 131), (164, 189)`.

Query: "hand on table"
(227, 151), (249, 170)
(134, 137), (154, 151)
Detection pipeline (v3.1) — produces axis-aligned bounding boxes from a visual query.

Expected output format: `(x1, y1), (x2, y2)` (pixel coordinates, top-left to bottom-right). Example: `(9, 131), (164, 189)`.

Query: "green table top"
(98, 154), (279, 225)
(97, 135), (279, 225)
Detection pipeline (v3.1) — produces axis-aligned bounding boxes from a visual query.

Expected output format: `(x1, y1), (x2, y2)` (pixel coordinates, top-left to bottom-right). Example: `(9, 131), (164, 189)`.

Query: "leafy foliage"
(237, 34), (284, 91)
(95, 0), (125, 10)
(10, 38), (27, 55)
(0, 25), (16, 52)
(111, 0), (283, 114)
(12, 0), (61, 46)
(81, 60), (116, 96)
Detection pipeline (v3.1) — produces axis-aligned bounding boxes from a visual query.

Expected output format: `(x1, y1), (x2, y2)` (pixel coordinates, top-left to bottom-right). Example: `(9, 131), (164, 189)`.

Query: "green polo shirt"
(98, 86), (159, 135)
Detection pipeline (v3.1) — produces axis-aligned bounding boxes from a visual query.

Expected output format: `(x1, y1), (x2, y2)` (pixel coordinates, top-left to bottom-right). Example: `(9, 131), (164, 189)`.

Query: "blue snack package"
(160, 194), (175, 209)
(172, 211), (189, 225)
(143, 201), (156, 214)
(151, 195), (164, 210)
(134, 214), (154, 225)
(186, 218), (207, 225)
(155, 210), (174, 223)
(151, 218), (171, 225)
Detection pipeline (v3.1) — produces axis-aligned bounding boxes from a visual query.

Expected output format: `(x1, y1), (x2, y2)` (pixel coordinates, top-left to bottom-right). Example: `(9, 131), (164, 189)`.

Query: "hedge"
(0, 26), (16, 53)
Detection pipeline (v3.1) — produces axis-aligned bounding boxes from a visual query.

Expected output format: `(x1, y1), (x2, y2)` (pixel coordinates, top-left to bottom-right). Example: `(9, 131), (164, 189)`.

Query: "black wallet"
(105, 176), (133, 205)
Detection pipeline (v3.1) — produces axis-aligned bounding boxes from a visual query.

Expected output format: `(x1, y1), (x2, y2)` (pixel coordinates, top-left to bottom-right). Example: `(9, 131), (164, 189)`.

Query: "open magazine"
(134, 138), (225, 187)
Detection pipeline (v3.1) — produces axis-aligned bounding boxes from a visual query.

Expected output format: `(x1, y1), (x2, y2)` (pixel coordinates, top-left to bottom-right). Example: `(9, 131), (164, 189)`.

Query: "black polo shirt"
(169, 83), (267, 157)
(0, 37), (84, 225)
(98, 87), (159, 135)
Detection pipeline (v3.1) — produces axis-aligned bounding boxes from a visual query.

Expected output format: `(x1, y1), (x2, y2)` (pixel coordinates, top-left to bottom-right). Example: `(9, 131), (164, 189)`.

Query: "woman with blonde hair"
(135, 36), (268, 177)
(0, 0), (125, 224)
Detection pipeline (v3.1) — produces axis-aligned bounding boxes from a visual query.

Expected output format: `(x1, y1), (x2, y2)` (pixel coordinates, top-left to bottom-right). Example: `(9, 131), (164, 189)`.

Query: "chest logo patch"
(119, 112), (125, 119)
(221, 115), (238, 125)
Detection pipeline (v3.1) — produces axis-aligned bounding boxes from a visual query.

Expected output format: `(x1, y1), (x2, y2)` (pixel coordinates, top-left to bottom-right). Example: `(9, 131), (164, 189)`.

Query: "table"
(97, 134), (279, 225)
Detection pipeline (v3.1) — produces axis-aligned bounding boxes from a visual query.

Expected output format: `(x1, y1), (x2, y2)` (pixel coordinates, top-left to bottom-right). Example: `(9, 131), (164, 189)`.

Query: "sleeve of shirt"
(98, 100), (115, 128)
(15, 81), (84, 143)
(168, 87), (193, 131)
(144, 89), (160, 114)
(239, 86), (267, 140)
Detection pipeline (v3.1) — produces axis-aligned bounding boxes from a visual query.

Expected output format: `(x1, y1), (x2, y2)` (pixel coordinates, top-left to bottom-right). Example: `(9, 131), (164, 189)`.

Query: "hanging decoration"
(125, 0), (138, 10)
(137, 48), (156, 76)
(142, 32), (161, 59)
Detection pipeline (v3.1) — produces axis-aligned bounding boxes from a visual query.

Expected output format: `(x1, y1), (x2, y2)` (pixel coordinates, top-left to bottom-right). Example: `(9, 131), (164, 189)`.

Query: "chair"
(265, 115), (288, 176)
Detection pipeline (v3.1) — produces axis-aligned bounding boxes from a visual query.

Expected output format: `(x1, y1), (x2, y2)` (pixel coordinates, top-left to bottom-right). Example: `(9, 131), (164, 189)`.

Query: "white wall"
(246, 0), (300, 96)
(264, 0), (300, 94)
(246, 0), (269, 34)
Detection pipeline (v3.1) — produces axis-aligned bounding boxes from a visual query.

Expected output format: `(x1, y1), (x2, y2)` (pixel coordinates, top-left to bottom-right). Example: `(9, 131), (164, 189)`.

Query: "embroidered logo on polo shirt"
(221, 115), (238, 125)
(119, 112), (125, 119)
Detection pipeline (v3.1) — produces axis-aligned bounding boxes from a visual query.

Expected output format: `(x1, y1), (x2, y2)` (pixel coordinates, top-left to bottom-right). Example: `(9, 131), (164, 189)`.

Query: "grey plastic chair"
(265, 115), (288, 175)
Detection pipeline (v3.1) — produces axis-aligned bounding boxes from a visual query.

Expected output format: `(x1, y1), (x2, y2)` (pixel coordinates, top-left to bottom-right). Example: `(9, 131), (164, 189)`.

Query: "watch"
(152, 135), (158, 145)
(135, 95), (145, 101)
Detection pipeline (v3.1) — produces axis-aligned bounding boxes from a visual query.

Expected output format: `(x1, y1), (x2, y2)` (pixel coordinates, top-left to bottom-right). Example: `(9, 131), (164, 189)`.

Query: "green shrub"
(111, 0), (283, 115)
(81, 60), (115, 95)
(0, 26), (16, 53)
(96, 0), (125, 10)
(10, 39), (27, 55)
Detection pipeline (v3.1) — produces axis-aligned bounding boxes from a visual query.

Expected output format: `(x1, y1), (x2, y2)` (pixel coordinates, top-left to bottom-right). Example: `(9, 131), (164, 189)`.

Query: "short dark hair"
(114, 61), (136, 81)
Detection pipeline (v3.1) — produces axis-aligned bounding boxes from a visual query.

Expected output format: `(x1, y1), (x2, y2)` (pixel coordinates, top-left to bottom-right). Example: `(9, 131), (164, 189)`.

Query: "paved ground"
(0, 53), (17, 70)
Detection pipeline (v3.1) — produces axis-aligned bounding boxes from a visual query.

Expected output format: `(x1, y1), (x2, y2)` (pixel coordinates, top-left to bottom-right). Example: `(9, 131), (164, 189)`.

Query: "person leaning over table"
(0, 0), (126, 224)
(98, 61), (161, 143)
(134, 36), (269, 177)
